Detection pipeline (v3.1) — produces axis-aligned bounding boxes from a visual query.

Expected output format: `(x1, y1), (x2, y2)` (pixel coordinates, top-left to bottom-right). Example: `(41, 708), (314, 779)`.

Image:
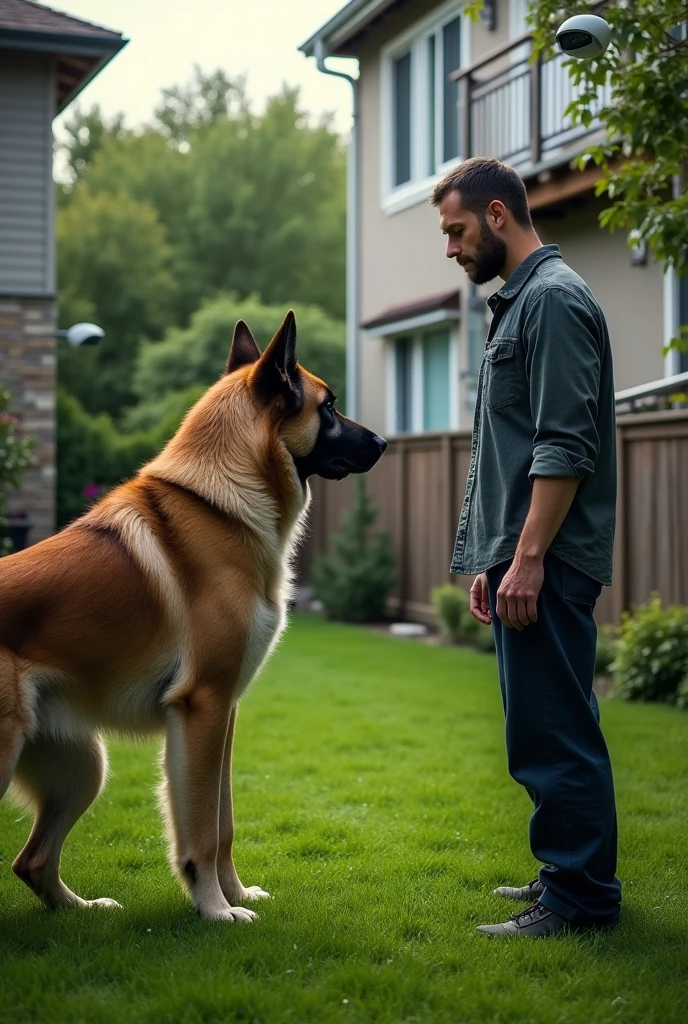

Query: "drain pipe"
(314, 38), (360, 420)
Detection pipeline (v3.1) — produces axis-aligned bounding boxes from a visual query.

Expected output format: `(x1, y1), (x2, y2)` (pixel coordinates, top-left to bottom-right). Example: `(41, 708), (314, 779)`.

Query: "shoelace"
(509, 901), (549, 925)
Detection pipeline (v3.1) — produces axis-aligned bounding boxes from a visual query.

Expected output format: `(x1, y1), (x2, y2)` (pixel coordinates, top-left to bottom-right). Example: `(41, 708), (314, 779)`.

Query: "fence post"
(395, 441), (408, 618)
(441, 434), (455, 583)
(611, 422), (627, 624)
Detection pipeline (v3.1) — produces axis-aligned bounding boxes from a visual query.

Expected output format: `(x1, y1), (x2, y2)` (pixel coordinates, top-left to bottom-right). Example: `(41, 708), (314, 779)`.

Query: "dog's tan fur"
(0, 312), (380, 921)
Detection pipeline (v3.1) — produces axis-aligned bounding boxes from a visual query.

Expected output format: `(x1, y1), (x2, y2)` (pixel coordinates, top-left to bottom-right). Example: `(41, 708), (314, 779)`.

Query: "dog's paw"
(86, 898), (123, 909)
(240, 885), (271, 902)
(202, 905), (259, 923)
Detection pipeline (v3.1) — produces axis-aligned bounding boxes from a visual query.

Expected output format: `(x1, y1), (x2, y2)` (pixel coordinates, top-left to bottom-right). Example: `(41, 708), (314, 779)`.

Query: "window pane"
(395, 337), (413, 431)
(443, 17), (462, 163)
(680, 272), (688, 374)
(393, 51), (412, 186)
(428, 34), (436, 175)
(423, 329), (450, 431)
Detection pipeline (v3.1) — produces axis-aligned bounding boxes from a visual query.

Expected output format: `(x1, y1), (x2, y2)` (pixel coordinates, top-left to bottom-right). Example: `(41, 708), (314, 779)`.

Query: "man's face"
(438, 191), (507, 285)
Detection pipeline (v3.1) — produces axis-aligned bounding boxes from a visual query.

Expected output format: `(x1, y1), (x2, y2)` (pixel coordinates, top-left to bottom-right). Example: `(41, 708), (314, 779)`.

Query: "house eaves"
(299, 0), (399, 57)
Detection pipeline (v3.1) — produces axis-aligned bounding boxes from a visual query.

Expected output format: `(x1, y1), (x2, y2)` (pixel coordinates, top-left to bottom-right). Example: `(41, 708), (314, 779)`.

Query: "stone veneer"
(0, 295), (56, 544)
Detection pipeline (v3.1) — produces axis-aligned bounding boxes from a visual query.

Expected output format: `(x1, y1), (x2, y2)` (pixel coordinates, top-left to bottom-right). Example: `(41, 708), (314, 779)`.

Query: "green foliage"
(613, 593), (688, 705)
(596, 623), (619, 677)
(0, 388), (34, 555)
(431, 582), (494, 651)
(312, 477), (395, 623)
(528, 1), (688, 350)
(56, 389), (160, 528)
(57, 188), (176, 417)
(58, 103), (128, 186)
(56, 73), (346, 427)
(132, 294), (346, 417)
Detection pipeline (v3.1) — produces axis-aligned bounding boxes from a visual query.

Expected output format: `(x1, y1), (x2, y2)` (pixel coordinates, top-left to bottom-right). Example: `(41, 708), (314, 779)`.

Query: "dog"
(0, 311), (386, 921)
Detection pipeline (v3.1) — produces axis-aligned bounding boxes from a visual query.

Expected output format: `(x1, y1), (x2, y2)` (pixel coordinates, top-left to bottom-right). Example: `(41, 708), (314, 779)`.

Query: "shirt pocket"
(483, 338), (516, 411)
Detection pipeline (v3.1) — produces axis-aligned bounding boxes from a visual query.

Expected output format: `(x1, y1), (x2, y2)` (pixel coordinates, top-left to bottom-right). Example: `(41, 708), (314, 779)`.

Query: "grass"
(1, 613), (686, 1024)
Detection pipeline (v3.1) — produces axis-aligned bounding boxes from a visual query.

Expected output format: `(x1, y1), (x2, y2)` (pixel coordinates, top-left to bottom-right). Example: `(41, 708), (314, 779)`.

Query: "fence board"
(296, 411), (688, 625)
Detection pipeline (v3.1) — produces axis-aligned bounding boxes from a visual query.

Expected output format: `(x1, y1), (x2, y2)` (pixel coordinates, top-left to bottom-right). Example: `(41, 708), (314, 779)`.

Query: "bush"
(57, 389), (161, 527)
(613, 593), (688, 705)
(431, 583), (494, 652)
(595, 623), (619, 677)
(0, 387), (35, 555)
(312, 477), (395, 623)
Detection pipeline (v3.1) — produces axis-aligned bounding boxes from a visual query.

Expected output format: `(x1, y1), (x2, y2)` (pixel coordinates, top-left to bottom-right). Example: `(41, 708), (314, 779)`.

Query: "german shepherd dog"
(0, 312), (386, 921)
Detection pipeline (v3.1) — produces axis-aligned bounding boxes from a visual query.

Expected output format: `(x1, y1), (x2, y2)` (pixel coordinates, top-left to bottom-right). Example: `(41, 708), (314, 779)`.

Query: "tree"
(528, 1), (688, 348)
(57, 103), (128, 187)
(312, 477), (396, 623)
(57, 188), (177, 418)
(127, 294), (346, 431)
(154, 65), (249, 147)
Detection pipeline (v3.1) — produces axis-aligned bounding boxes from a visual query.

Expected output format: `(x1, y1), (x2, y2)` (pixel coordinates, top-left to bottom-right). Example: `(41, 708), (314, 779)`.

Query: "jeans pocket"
(562, 560), (603, 607)
(484, 339), (516, 411)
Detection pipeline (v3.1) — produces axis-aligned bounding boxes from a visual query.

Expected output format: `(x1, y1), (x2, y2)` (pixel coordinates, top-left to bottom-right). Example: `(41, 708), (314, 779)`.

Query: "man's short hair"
(430, 157), (533, 229)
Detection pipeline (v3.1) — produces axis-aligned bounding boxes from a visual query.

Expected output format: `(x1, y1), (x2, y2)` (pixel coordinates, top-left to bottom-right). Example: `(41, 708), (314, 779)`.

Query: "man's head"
(430, 157), (534, 285)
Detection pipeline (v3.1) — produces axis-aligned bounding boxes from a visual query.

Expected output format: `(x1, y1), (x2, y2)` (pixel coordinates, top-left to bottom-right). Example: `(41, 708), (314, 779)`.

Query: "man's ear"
(225, 320), (261, 375)
(252, 310), (301, 410)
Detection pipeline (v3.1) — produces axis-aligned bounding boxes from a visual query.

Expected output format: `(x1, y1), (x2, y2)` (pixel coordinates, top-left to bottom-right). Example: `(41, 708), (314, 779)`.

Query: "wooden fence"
(296, 409), (688, 626)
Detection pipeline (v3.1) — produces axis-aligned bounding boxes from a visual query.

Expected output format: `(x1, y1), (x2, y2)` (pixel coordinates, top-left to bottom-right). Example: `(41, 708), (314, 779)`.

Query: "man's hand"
(496, 557), (544, 630)
(469, 573), (492, 625)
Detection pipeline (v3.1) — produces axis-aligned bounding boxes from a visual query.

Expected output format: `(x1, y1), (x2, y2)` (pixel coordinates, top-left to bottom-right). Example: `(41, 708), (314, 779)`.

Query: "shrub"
(312, 477), (395, 623)
(613, 593), (688, 705)
(595, 623), (619, 677)
(0, 388), (35, 555)
(431, 583), (494, 652)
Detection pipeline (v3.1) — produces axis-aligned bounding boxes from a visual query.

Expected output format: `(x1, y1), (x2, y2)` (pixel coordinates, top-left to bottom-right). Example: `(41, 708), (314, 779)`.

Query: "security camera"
(61, 322), (105, 346)
(556, 14), (612, 59)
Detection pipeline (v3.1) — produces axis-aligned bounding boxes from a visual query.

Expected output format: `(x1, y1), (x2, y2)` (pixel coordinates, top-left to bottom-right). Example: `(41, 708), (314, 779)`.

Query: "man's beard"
(462, 215), (507, 285)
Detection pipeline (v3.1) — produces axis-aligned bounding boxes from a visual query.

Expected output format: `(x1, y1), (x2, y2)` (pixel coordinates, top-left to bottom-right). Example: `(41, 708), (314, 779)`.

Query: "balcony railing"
(451, 33), (612, 173)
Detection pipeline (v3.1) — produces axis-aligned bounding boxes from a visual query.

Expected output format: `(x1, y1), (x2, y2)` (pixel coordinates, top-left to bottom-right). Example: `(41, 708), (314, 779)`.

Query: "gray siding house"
(0, 0), (125, 543)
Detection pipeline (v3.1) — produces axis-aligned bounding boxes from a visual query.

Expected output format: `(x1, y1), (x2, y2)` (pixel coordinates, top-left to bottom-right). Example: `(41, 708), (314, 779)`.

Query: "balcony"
(451, 33), (612, 177)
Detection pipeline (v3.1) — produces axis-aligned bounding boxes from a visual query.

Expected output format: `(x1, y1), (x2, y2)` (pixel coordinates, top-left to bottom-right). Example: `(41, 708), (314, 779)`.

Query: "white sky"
(52, 0), (357, 140)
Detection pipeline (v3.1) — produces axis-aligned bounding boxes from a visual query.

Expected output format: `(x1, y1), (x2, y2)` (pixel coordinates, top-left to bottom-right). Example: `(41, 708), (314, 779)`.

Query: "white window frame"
(380, 0), (470, 217)
(384, 320), (460, 435)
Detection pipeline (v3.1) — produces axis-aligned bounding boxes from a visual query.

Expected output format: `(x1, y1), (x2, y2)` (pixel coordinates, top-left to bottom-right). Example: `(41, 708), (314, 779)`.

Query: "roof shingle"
(0, 0), (121, 40)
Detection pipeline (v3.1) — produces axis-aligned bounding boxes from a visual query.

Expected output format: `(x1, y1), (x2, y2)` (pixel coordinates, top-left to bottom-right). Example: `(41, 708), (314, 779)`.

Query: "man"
(431, 157), (621, 938)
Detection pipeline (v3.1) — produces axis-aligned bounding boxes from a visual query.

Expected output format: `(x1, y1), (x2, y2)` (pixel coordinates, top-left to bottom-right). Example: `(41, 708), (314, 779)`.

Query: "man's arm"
(496, 477), (579, 630)
(497, 286), (602, 630)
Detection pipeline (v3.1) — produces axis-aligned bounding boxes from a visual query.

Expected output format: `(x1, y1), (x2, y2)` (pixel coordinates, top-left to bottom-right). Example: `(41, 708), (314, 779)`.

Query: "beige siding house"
(300, 0), (686, 440)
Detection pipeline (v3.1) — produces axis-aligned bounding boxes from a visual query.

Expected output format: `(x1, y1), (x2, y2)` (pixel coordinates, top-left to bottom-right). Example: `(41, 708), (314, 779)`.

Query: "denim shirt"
(451, 245), (616, 585)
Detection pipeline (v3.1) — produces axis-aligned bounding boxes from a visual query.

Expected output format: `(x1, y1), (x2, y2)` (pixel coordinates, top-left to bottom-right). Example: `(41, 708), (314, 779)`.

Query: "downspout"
(314, 38), (360, 420)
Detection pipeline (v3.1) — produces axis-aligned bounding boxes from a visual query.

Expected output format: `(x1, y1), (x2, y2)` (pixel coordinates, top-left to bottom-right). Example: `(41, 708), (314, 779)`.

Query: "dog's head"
(227, 311), (386, 482)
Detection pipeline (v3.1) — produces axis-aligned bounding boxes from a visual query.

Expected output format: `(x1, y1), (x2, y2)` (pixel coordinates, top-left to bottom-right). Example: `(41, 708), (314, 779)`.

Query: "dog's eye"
(324, 397), (336, 414)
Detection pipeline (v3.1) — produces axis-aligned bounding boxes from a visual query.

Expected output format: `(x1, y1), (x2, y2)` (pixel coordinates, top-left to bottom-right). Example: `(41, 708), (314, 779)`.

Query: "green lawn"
(1, 614), (686, 1024)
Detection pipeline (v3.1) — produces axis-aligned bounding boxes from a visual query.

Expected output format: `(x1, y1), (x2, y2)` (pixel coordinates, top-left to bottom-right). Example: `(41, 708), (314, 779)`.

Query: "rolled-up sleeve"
(524, 286), (601, 482)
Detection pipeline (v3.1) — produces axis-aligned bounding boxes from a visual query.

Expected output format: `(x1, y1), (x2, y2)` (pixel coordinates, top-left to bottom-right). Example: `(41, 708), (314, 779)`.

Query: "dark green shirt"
(451, 245), (616, 585)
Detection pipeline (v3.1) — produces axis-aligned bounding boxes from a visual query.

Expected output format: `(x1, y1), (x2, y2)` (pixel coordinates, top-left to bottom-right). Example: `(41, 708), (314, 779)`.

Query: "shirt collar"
(487, 244), (562, 310)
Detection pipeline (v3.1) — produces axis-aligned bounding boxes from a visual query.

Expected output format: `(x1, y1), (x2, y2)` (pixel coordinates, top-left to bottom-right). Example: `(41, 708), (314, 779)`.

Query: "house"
(0, 0), (126, 544)
(300, 0), (688, 439)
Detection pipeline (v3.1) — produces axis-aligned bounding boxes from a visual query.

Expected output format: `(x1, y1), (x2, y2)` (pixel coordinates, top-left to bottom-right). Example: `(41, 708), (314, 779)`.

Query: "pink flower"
(82, 483), (102, 499)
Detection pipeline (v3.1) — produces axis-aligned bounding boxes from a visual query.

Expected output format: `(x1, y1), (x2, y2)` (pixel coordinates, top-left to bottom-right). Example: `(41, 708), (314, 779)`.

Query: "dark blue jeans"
(486, 553), (621, 924)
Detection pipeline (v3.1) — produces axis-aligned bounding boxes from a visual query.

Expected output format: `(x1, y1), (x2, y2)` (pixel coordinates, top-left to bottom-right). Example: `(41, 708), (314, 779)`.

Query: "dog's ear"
(252, 310), (301, 411)
(225, 320), (261, 375)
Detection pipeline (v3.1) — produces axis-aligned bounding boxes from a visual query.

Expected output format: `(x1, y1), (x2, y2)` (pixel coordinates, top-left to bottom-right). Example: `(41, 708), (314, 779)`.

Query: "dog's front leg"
(163, 688), (257, 922)
(217, 705), (270, 905)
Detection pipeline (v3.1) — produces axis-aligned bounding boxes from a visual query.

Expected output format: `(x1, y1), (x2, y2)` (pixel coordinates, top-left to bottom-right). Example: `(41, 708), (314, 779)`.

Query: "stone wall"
(0, 295), (56, 544)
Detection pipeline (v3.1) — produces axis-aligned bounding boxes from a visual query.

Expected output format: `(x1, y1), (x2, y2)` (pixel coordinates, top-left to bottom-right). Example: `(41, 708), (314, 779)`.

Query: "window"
(383, 4), (467, 211)
(680, 273), (688, 374)
(388, 326), (456, 434)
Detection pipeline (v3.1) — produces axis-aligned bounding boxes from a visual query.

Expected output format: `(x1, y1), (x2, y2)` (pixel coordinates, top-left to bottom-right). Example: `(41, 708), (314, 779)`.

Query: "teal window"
(422, 329), (451, 430)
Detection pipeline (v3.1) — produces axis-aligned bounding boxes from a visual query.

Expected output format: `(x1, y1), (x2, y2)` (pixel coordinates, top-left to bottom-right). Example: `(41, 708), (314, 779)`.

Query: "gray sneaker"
(493, 877), (544, 901)
(477, 900), (569, 938)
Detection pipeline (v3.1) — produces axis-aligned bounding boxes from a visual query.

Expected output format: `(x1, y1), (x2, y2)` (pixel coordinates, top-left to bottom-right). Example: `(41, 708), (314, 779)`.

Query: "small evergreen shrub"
(613, 593), (688, 705)
(312, 477), (395, 623)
